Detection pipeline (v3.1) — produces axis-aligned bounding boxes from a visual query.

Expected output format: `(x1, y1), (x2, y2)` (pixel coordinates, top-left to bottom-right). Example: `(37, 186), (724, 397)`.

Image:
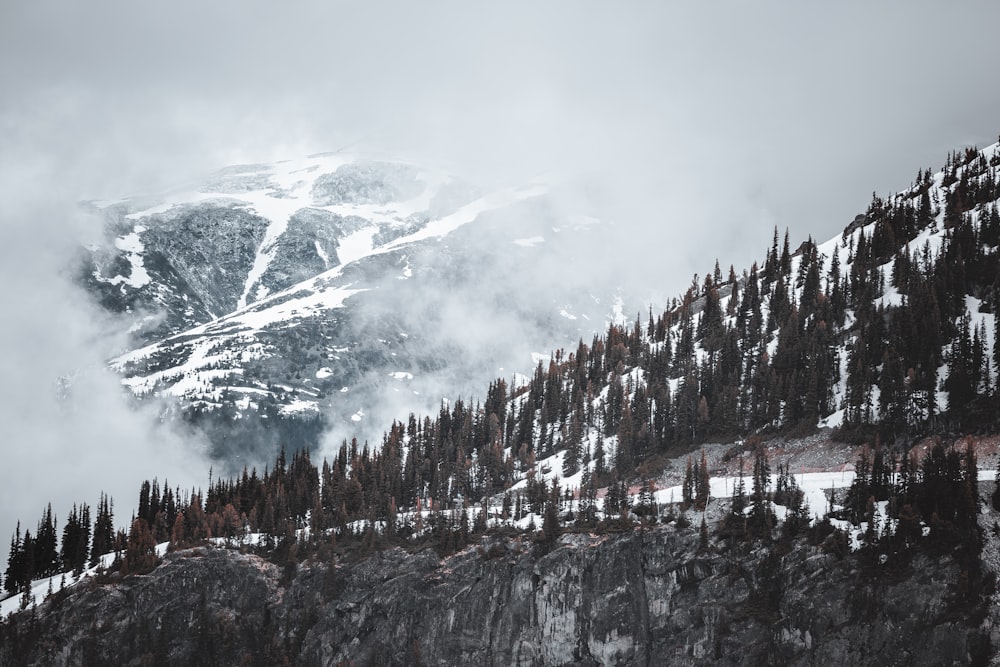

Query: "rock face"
(1, 527), (990, 666)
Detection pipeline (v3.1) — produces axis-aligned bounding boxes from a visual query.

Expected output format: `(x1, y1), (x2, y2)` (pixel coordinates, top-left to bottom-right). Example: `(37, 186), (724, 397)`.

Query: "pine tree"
(695, 450), (710, 510)
(749, 447), (773, 539)
(170, 513), (187, 549)
(122, 518), (158, 576)
(60, 503), (91, 576)
(699, 516), (710, 551)
(34, 504), (59, 577)
(682, 456), (694, 507)
(5, 522), (24, 595)
(90, 493), (114, 568)
(731, 456), (747, 518)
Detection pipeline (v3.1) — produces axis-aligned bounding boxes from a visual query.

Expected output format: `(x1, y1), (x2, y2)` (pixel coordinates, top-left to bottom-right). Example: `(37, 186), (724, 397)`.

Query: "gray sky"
(2, 1), (1000, 557)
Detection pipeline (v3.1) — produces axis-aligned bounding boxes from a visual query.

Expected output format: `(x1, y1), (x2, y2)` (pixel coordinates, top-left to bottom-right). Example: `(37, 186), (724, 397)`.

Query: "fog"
(3, 1), (1000, 565)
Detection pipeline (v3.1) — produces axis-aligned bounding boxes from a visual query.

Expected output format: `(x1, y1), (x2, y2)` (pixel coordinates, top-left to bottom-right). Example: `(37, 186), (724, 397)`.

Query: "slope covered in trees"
(5, 140), (1000, 629)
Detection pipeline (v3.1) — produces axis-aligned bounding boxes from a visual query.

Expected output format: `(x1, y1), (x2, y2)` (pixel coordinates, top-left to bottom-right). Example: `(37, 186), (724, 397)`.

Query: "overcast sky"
(2, 1), (1000, 559)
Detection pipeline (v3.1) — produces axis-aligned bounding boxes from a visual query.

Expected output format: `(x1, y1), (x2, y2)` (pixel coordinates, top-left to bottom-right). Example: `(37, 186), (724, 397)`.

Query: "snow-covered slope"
(648, 140), (1000, 435)
(81, 156), (623, 462)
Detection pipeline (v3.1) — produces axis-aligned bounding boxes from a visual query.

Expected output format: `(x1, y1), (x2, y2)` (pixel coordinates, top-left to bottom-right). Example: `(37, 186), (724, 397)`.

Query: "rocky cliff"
(1, 525), (991, 666)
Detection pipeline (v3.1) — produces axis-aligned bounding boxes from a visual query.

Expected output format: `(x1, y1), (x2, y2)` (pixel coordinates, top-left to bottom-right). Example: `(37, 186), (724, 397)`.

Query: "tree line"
(5, 140), (1000, 602)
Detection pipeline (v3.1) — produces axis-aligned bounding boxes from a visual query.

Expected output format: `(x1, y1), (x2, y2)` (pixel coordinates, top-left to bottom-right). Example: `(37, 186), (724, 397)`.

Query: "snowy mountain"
(81, 155), (628, 462)
(9, 139), (1000, 667)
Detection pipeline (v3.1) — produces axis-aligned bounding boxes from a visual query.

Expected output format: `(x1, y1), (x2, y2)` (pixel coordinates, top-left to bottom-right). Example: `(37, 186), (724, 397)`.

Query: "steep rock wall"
(0, 527), (990, 666)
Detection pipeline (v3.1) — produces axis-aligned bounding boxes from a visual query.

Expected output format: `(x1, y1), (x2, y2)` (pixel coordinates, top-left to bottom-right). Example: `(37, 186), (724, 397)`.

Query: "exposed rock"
(1, 527), (990, 666)
(311, 161), (425, 206)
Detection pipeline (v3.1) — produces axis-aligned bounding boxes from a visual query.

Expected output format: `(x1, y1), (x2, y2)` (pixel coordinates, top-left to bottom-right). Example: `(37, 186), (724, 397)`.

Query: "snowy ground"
(0, 542), (169, 619)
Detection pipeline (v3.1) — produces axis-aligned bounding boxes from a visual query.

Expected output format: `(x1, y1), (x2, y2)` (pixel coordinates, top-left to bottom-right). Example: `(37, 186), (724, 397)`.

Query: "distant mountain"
(80, 155), (626, 463)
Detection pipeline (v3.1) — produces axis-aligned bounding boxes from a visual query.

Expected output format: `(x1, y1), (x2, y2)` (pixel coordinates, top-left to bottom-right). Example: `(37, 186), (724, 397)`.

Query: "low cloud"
(0, 193), (208, 560)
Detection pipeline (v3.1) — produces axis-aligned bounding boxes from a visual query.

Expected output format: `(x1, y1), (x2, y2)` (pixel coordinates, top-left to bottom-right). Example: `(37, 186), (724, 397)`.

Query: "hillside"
(3, 517), (994, 666)
(5, 139), (1000, 665)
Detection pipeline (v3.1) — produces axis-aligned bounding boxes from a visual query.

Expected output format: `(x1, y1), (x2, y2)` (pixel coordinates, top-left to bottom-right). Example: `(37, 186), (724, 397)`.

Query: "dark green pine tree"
(562, 412), (582, 478)
(90, 493), (115, 568)
(541, 483), (562, 550)
(4, 522), (26, 595)
(878, 345), (906, 438)
(682, 456), (694, 507)
(779, 229), (792, 276)
(945, 315), (976, 426)
(60, 503), (91, 576)
(695, 450), (710, 511)
(749, 447), (773, 539)
(34, 504), (59, 578)
(731, 456), (748, 518)
(764, 226), (779, 281)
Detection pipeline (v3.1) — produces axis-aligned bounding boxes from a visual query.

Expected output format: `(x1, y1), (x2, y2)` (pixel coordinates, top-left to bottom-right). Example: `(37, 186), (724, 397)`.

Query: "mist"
(0, 193), (209, 566)
(3, 1), (1000, 565)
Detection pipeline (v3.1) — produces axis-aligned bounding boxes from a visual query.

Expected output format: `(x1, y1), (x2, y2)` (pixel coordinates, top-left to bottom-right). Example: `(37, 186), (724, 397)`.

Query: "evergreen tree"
(34, 504), (59, 578)
(90, 493), (114, 568)
(60, 503), (91, 576)
(5, 522), (25, 595)
(749, 447), (773, 539)
(541, 484), (561, 550)
(122, 518), (158, 576)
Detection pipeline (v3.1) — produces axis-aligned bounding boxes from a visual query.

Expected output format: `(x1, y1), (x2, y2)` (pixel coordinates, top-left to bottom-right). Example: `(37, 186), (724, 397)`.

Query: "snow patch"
(280, 398), (319, 415)
(337, 226), (378, 266)
(382, 183), (547, 251)
(107, 232), (151, 288)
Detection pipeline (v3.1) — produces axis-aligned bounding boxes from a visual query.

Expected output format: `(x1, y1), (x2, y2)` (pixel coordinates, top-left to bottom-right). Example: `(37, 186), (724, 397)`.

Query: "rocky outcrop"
(1, 526), (990, 666)
(310, 161), (425, 206)
(83, 204), (272, 338)
(251, 208), (352, 297)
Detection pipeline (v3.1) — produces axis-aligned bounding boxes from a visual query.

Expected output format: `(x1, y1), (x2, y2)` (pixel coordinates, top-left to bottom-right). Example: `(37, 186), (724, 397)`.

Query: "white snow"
(1, 543), (170, 619)
(314, 240), (332, 268)
(382, 183), (547, 251)
(817, 408), (845, 430)
(108, 163), (553, 405)
(236, 194), (308, 309)
(114, 232), (144, 254)
(280, 399), (319, 415)
(609, 295), (627, 326)
(117, 334), (253, 399)
(514, 236), (545, 247)
(107, 231), (151, 288)
(337, 226), (378, 266)
(531, 352), (551, 365)
(123, 192), (228, 220)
